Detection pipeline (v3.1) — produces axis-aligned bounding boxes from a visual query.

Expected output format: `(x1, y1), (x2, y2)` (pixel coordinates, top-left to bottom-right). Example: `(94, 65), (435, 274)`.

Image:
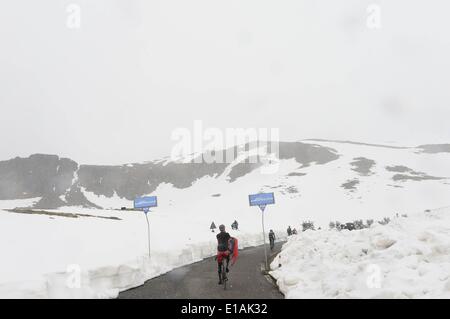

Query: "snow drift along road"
(270, 206), (450, 298)
(1, 139), (449, 298)
(0, 206), (286, 298)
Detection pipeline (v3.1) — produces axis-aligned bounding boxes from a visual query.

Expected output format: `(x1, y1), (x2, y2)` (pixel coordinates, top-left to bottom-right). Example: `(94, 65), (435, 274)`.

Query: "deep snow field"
(1, 140), (449, 298)
(270, 206), (450, 298)
(0, 203), (284, 298)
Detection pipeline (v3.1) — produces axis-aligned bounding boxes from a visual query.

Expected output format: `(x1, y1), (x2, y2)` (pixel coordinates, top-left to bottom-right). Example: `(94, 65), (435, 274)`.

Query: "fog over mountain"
(2, 0), (450, 301)
(1, 0), (450, 164)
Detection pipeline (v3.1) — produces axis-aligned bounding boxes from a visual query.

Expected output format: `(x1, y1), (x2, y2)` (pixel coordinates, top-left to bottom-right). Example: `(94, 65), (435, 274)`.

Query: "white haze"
(1, 0), (449, 164)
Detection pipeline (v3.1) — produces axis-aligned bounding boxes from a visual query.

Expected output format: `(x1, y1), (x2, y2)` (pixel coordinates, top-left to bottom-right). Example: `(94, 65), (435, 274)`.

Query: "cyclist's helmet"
(219, 224), (225, 232)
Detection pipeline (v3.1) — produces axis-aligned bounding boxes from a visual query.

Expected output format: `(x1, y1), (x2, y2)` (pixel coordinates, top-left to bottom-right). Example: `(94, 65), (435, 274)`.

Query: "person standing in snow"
(287, 226), (292, 236)
(292, 228), (298, 235)
(269, 230), (276, 251)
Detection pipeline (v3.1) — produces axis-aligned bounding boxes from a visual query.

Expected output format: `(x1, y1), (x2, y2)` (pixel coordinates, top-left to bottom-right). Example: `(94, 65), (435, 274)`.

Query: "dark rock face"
(226, 142), (339, 181)
(64, 186), (101, 209)
(386, 165), (445, 182)
(278, 142), (339, 167)
(0, 142), (340, 209)
(228, 157), (263, 182)
(285, 186), (299, 194)
(417, 144), (450, 154)
(33, 194), (67, 209)
(304, 139), (409, 150)
(77, 161), (229, 200)
(287, 172), (306, 177)
(385, 165), (412, 173)
(0, 154), (78, 200)
(392, 174), (443, 182)
(341, 179), (360, 191)
(223, 142), (339, 194)
(351, 157), (376, 176)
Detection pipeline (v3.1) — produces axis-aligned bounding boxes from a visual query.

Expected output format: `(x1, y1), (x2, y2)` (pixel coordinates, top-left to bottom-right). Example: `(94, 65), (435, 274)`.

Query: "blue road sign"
(134, 196), (158, 209)
(248, 192), (275, 207)
(248, 192), (275, 271)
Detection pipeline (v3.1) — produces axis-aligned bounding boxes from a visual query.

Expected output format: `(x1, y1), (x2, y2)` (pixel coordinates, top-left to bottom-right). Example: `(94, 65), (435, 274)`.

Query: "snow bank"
(2, 139), (449, 299)
(0, 233), (281, 299)
(0, 207), (284, 298)
(270, 207), (450, 298)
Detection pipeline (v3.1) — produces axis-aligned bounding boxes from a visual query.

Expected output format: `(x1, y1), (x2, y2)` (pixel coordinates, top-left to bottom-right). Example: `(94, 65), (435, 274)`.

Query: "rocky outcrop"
(0, 142), (340, 209)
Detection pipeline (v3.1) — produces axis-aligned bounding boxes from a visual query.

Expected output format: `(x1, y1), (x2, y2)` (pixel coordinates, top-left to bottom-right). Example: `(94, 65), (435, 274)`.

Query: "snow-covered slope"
(0, 206), (287, 298)
(1, 141), (449, 220)
(270, 206), (450, 298)
(128, 139), (450, 228)
(0, 140), (448, 298)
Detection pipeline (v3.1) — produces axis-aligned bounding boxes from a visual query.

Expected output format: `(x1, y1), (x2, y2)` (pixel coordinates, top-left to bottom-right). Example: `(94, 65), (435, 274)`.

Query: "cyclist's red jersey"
(216, 237), (239, 265)
(216, 250), (230, 264)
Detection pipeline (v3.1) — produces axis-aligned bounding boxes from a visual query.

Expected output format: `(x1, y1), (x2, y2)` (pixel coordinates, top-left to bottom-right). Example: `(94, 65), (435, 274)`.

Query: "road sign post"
(248, 193), (275, 271)
(260, 205), (267, 271)
(134, 196), (158, 259)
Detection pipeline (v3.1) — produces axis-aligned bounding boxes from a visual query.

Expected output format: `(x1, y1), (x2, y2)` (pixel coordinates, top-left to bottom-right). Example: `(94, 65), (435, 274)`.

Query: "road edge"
(260, 241), (285, 298)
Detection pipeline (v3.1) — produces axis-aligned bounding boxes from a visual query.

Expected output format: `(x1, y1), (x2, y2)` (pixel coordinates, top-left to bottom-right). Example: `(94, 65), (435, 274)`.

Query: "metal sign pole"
(261, 205), (268, 271)
(145, 210), (151, 259)
(248, 193), (274, 272)
(134, 196), (158, 261)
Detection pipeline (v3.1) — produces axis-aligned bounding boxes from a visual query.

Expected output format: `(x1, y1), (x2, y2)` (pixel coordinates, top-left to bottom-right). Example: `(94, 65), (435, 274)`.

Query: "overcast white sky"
(1, 0), (449, 164)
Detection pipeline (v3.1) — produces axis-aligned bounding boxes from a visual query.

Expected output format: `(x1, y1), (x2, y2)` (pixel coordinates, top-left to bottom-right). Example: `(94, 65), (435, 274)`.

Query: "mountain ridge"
(1, 140), (449, 210)
(0, 141), (339, 208)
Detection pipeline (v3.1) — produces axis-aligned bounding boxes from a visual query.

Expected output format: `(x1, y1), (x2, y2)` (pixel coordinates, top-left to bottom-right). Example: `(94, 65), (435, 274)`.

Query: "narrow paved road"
(118, 242), (284, 299)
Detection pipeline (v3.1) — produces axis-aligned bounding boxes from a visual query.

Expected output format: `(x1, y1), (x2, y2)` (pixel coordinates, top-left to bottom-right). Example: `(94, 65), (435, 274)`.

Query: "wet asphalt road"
(118, 242), (284, 299)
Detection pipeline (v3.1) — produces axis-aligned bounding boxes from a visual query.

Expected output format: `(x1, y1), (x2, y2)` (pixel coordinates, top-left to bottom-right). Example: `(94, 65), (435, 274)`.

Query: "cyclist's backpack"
(228, 237), (239, 265)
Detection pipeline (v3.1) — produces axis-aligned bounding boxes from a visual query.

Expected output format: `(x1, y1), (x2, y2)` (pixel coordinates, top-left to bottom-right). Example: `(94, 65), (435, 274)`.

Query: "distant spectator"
(210, 222), (217, 232)
(231, 220), (239, 230)
(287, 226), (292, 236)
(302, 221), (315, 232)
(292, 228), (298, 235)
(269, 230), (276, 250)
(345, 223), (355, 231)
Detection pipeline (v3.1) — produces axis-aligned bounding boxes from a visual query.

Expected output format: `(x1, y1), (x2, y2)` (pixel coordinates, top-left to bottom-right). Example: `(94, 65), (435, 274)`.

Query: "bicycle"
(215, 254), (230, 290)
(220, 262), (228, 290)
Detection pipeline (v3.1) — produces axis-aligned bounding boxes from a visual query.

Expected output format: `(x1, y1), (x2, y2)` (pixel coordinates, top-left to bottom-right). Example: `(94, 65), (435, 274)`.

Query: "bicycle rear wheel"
(221, 264), (227, 290)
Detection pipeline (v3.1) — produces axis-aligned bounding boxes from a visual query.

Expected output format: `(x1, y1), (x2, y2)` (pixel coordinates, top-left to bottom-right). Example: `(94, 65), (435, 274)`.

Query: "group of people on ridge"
(286, 225), (298, 236)
(210, 220), (239, 232)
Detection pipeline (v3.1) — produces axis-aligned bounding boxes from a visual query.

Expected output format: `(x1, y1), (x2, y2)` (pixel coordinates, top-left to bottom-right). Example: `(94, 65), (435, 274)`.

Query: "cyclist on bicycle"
(216, 224), (231, 285)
